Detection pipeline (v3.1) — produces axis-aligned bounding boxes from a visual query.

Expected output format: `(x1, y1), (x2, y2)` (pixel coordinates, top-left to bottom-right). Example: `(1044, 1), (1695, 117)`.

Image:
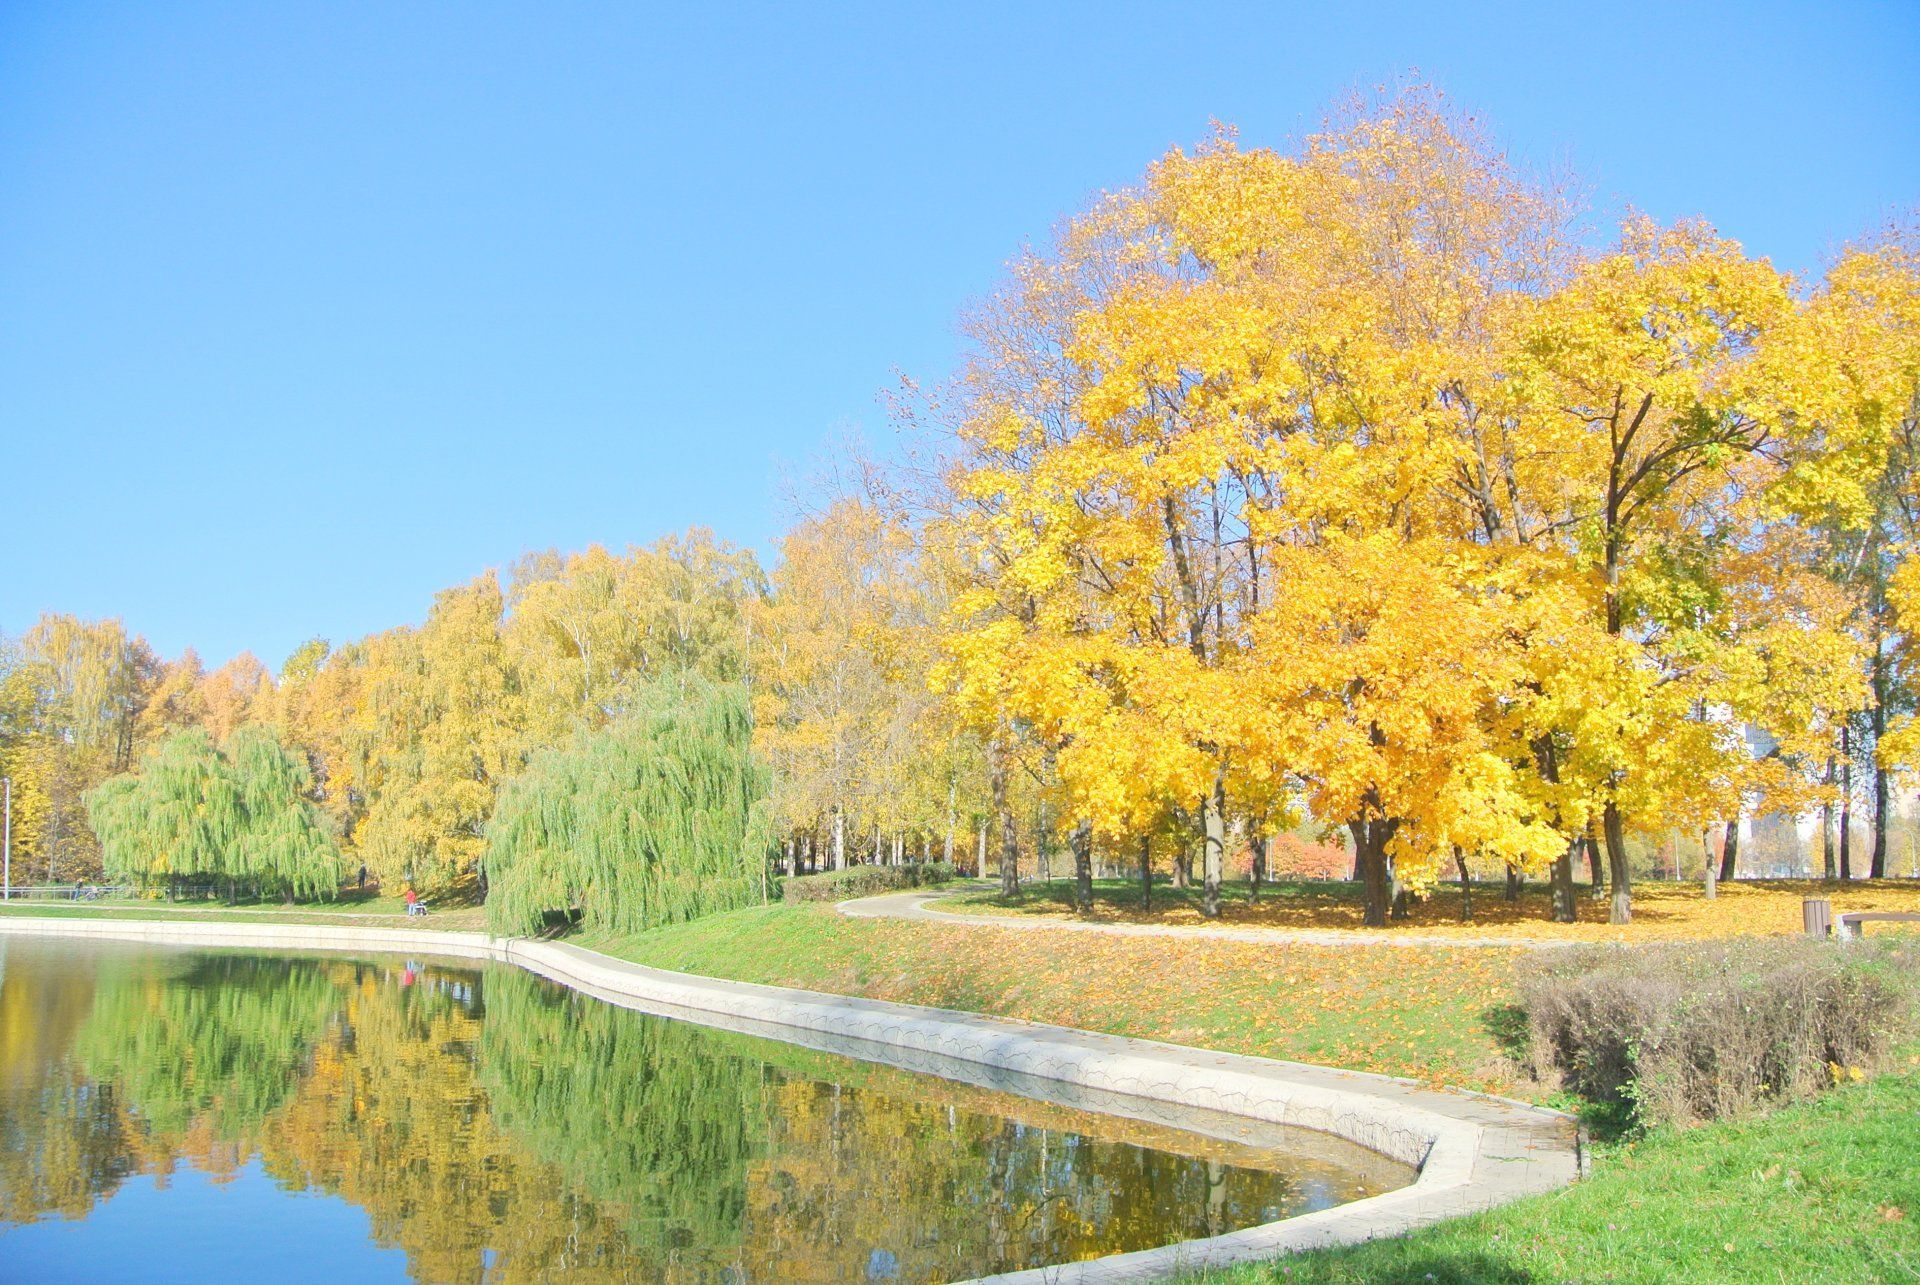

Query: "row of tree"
(921, 88), (1920, 925)
(4, 85), (1916, 928)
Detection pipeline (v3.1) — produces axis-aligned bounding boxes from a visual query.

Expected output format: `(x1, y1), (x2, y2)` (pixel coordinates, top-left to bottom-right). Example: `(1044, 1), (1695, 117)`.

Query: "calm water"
(0, 938), (1408, 1282)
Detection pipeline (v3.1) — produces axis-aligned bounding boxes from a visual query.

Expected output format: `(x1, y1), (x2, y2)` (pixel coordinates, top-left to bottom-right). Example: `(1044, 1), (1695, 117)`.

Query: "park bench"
(1836, 910), (1920, 940)
(1804, 899), (1920, 939)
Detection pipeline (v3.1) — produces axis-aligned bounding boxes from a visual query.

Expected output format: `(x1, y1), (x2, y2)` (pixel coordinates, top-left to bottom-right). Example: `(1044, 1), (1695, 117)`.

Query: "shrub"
(780, 862), (957, 903)
(1519, 937), (1917, 1129)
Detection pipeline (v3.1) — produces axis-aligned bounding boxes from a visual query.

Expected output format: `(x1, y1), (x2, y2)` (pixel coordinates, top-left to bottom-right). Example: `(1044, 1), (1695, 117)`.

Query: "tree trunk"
(1717, 812), (1739, 882)
(833, 805), (846, 871)
(1873, 609), (1890, 878)
(944, 778), (956, 866)
(977, 823), (987, 879)
(1872, 738), (1890, 880)
(1841, 726), (1854, 880)
(1201, 773), (1227, 919)
(1139, 834), (1152, 911)
(1603, 799), (1633, 925)
(1550, 842), (1577, 923)
(1503, 864), (1522, 902)
(1174, 846), (1191, 890)
(1585, 830), (1606, 898)
(1705, 824), (1721, 900)
(1248, 832), (1267, 903)
(1349, 812), (1396, 928)
(1070, 819), (1093, 914)
(993, 747), (1019, 897)
(1455, 847), (1474, 923)
(1035, 746), (1055, 885)
(1822, 756), (1837, 880)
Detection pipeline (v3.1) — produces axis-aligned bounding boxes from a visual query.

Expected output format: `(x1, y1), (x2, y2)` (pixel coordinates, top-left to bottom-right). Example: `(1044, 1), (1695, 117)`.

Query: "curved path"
(840, 885), (1552, 949)
(2, 911), (1579, 1283)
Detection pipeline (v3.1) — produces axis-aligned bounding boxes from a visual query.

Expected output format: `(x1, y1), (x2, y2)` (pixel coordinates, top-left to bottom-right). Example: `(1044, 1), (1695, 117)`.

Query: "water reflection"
(0, 938), (1409, 1281)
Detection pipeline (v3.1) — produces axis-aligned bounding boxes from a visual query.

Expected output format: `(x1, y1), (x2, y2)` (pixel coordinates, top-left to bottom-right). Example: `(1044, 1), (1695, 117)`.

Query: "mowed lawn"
(1185, 1067), (1920, 1284)
(587, 902), (1533, 1095)
(942, 876), (1920, 943)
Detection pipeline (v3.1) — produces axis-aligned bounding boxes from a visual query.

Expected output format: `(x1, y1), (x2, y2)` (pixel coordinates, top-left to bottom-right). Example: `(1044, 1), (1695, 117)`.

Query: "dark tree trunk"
(1503, 864), (1522, 902)
(1841, 726), (1854, 881)
(1454, 847), (1474, 923)
(1174, 846), (1191, 890)
(1349, 810), (1397, 928)
(1070, 819), (1093, 914)
(1822, 755), (1836, 880)
(1550, 842), (1577, 923)
(1717, 812), (1739, 882)
(1249, 833), (1267, 902)
(1603, 799), (1633, 925)
(1873, 607), (1890, 878)
(1586, 830), (1606, 898)
(1139, 834), (1152, 911)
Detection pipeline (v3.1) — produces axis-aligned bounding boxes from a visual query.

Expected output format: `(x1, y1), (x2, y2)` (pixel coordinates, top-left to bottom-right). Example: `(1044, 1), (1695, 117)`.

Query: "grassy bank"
(581, 902), (1531, 1094)
(0, 896), (486, 930)
(1191, 1068), (1920, 1283)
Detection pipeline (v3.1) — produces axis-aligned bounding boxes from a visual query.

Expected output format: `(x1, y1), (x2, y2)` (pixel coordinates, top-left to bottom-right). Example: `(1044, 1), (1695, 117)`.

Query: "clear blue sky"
(3, 2), (1916, 667)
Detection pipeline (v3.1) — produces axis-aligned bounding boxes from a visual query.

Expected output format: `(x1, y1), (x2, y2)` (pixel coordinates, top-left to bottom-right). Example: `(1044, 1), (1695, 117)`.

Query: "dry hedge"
(779, 861), (958, 903)
(1519, 936), (1917, 1128)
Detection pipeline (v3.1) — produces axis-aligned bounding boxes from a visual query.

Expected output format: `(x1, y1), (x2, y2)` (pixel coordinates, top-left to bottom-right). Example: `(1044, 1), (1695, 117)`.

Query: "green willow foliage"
(484, 675), (773, 936)
(87, 726), (341, 899)
(477, 970), (762, 1260)
(76, 955), (342, 1138)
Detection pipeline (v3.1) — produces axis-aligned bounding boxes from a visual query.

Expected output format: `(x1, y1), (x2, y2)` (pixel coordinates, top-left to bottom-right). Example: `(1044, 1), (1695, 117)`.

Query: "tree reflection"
(3, 945), (1376, 1281)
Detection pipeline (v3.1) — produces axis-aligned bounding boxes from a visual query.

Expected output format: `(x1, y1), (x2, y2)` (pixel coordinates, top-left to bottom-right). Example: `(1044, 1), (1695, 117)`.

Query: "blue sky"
(3, 1), (1916, 667)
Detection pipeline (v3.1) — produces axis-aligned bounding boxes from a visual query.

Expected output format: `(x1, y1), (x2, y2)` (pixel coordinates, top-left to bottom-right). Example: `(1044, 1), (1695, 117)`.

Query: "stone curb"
(0, 914), (1580, 1282)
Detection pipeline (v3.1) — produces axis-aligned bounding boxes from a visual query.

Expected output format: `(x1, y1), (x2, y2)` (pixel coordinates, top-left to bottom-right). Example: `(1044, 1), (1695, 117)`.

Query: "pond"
(0, 938), (1411, 1282)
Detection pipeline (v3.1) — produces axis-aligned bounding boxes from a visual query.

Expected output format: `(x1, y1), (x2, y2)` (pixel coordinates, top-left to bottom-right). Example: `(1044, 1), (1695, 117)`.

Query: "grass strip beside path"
(0, 898), (487, 931)
(1188, 1067), (1920, 1284)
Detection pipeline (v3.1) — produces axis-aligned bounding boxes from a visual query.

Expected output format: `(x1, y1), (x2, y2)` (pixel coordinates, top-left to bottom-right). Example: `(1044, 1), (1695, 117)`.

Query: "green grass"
(579, 901), (1534, 1095)
(1189, 1068), (1920, 1283)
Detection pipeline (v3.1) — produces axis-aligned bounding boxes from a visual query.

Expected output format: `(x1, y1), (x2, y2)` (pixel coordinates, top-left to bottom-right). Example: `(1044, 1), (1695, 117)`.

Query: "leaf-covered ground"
(943, 876), (1920, 942)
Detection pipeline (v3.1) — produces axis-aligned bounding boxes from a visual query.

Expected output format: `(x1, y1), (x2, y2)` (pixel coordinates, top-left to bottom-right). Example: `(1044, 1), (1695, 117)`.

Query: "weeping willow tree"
(86, 726), (341, 899)
(484, 675), (772, 936)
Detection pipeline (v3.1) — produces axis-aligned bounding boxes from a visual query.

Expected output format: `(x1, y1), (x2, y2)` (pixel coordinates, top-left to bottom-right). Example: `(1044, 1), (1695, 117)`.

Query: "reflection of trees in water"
(253, 961), (655, 1281)
(478, 970), (766, 1263)
(77, 955), (340, 1139)
(0, 945), (137, 1225)
(8, 949), (1323, 1281)
(479, 968), (1307, 1281)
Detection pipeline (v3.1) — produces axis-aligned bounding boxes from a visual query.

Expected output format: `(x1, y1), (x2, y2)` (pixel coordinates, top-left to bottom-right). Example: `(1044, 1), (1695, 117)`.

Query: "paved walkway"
(839, 885), (1554, 949)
